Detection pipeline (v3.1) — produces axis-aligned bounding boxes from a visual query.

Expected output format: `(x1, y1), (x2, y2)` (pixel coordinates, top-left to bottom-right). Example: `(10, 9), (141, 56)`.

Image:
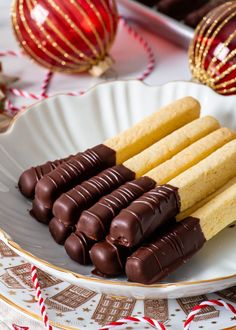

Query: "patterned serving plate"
(0, 80), (236, 299)
(0, 239), (235, 330)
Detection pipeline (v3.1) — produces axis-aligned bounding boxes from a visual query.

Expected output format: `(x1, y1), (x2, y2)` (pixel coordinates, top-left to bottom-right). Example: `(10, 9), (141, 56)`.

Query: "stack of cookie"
(18, 96), (236, 284)
(135, 0), (226, 27)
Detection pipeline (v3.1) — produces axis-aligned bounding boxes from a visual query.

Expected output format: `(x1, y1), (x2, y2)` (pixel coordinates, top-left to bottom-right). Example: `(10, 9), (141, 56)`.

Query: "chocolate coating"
(30, 197), (52, 224)
(90, 239), (132, 276)
(109, 184), (180, 247)
(18, 155), (73, 199)
(90, 218), (176, 277)
(53, 165), (135, 225)
(35, 144), (116, 207)
(126, 217), (206, 284)
(49, 217), (75, 245)
(65, 232), (95, 265)
(77, 177), (156, 241)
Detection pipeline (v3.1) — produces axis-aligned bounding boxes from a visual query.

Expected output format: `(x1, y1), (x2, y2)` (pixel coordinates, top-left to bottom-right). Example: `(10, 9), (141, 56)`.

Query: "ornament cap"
(89, 56), (114, 77)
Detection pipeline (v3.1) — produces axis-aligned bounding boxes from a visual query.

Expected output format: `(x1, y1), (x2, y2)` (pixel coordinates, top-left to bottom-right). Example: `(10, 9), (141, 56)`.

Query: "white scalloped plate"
(0, 80), (236, 299)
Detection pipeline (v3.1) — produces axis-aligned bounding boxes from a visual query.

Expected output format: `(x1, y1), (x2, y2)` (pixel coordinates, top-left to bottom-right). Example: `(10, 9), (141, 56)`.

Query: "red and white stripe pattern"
(99, 316), (166, 330)
(29, 264), (236, 330)
(12, 324), (30, 330)
(8, 88), (42, 100)
(31, 265), (53, 330)
(184, 299), (236, 330)
(0, 50), (22, 57)
(120, 17), (155, 81)
(40, 71), (53, 98)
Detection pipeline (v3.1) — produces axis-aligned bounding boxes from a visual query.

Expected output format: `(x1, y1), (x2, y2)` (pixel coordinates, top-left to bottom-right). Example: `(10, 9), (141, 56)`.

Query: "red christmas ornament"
(189, 1), (236, 95)
(11, 0), (118, 76)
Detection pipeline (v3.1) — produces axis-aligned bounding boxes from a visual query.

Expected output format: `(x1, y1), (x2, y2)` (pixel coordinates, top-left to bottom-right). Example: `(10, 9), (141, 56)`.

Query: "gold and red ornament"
(11, 0), (118, 76)
(189, 1), (236, 95)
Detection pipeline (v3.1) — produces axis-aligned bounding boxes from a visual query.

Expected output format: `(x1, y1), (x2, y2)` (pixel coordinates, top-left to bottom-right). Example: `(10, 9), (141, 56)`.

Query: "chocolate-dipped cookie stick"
(126, 180), (236, 284)
(76, 177), (156, 241)
(41, 164), (135, 225)
(109, 139), (236, 247)
(35, 97), (200, 208)
(63, 127), (233, 248)
(51, 116), (218, 226)
(18, 155), (73, 199)
(90, 219), (176, 277)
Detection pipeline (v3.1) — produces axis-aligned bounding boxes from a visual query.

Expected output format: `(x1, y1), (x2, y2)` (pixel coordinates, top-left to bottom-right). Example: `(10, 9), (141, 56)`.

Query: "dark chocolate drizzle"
(125, 217), (206, 284)
(53, 165), (135, 225)
(35, 144), (116, 207)
(18, 155), (72, 199)
(109, 184), (180, 247)
(65, 232), (95, 265)
(49, 217), (75, 245)
(77, 177), (155, 241)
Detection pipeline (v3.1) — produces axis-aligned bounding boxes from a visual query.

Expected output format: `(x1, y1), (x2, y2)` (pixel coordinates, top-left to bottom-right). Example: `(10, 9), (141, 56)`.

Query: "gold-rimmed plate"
(0, 239), (234, 329)
(0, 80), (236, 299)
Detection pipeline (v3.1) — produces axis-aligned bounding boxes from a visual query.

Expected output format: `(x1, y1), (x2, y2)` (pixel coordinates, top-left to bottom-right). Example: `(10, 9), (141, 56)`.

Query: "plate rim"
(1, 79), (236, 290)
(3, 78), (235, 136)
(1, 228), (236, 289)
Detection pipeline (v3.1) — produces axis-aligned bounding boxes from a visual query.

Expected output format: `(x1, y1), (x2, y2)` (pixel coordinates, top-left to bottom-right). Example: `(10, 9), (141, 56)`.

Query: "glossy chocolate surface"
(18, 155), (73, 199)
(49, 217), (75, 245)
(35, 144), (116, 207)
(126, 217), (206, 284)
(30, 197), (52, 224)
(90, 239), (132, 276)
(109, 184), (180, 247)
(77, 177), (155, 241)
(65, 232), (95, 265)
(91, 218), (176, 277)
(53, 165), (135, 225)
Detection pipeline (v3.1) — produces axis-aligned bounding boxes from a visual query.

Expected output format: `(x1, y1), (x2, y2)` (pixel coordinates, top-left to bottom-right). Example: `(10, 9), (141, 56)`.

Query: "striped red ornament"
(11, 0), (118, 75)
(189, 1), (236, 95)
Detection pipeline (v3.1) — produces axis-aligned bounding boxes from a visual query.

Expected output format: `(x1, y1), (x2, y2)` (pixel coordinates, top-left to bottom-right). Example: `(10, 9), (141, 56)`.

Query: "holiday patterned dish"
(0, 239), (236, 330)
